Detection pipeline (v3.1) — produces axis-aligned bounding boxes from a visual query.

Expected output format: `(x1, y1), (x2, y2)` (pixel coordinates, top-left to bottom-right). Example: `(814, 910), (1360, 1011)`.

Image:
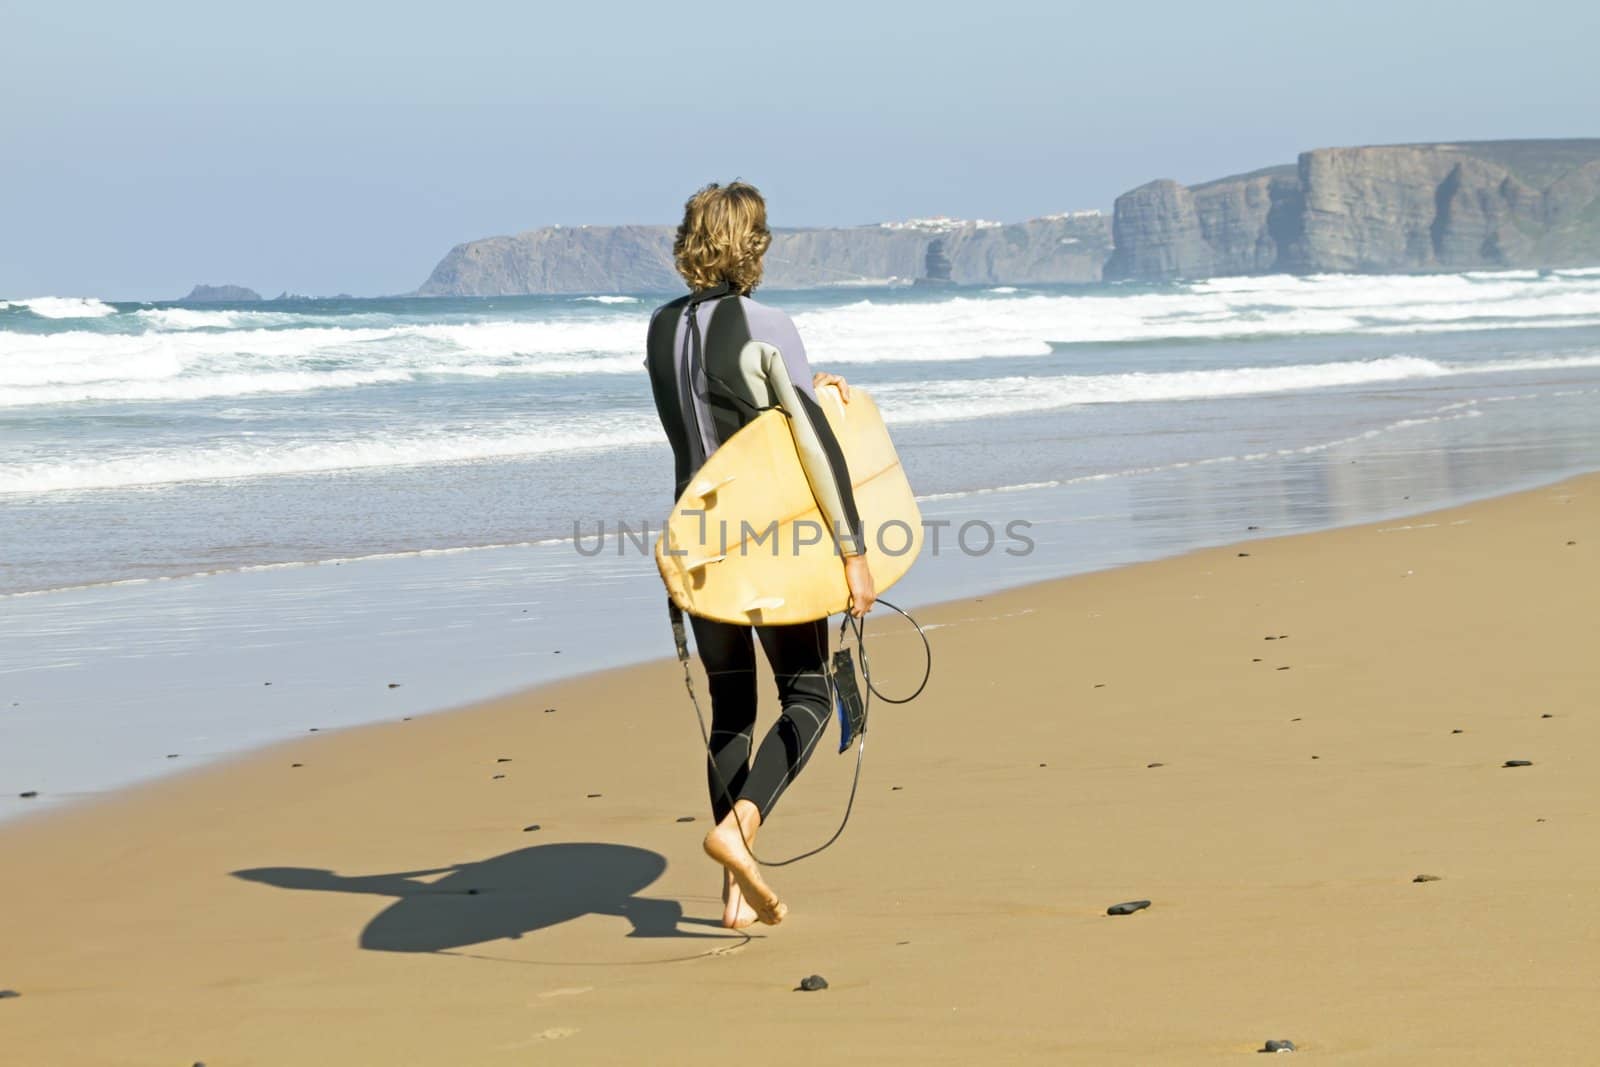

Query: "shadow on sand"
(234, 842), (732, 953)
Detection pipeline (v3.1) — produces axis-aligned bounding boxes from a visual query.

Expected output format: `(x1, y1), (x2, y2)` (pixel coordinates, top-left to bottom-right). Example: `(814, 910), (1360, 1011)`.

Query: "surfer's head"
(674, 182), (771, 294)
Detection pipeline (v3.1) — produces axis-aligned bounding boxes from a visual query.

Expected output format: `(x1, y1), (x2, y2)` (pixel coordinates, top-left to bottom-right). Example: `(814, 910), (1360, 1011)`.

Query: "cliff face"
(1107, 140), (1600, 280)
(1105, 180), (1214, 279)
(415, 140), (1600, 294)
(415, 215), (1111, 296)
(418, 225), (680, 296)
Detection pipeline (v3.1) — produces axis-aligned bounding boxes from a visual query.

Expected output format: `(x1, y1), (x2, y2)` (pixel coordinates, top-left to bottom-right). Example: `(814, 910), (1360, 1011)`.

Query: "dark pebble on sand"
(1039, 762), (1047, 767)
(544, 707), (556, 713)
(1413, 874), (1443, 883)
(492, 774), (505, 780)
(797, 975), (829, 992)
(675, 816), (695, 823)
(523, 824), (540, 831)
(1107, 900), (1151, 916)
(1504, 760), (1534, 768)
(1252, 657), (1262, 662)
(18, 791), (37, 799)
(1568, 540), (1577, 545)
(1094, 683), (1105, 688)
(586, 793), (602, 798)
(1290, 717), (1301, 721)
(1147, 762), (1164, 768)
(1451, 729), (1464, 734)
(497, 757), (513, 762)
(1264, 635), (1277, 641)
(1238, 552), (1250, 557)
(0, 989), (19, 999)
(1261, 1039), (1296, 1053)
(891, 785), (903, 791)
(1311, 755), (1320, 760)
(291, 763), (303, 768)
(1276, 666), (1291, 671)
(1541, 713), (1554, 719)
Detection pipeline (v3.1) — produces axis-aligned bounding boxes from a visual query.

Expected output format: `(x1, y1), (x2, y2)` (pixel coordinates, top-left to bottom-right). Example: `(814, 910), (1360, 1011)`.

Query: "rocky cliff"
(414, 140), (1600, 294)
(1105, 140), (1600, 279)
(415, 215), (1111, 296)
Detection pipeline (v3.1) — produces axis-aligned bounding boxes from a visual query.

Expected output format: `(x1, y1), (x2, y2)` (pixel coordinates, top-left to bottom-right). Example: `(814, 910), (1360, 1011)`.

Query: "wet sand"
(1, 474), (1596, 1064)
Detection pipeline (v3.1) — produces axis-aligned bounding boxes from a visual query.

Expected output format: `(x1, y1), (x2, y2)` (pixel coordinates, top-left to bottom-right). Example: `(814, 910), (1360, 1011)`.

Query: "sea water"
(4, 271), (1599, 815)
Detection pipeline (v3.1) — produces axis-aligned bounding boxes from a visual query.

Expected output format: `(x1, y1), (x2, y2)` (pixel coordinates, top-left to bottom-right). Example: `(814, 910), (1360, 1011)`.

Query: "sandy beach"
(2, 473), (1596, 1064)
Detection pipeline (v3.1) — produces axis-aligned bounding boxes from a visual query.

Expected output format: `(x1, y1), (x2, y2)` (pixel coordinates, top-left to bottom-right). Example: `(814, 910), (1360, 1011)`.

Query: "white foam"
(7, 269), (1600, 411)
(0, 296), (118, 319)
(132, 307), (307, 330)
(872, 353), (1600, 425)
(0, 318), (650, 406)
(0, 420), (663, 494)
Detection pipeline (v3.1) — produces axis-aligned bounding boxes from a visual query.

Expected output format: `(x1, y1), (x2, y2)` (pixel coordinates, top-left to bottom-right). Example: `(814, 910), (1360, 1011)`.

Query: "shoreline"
(5, 463), (1596, 829)
(3, 472), (1597, 1063)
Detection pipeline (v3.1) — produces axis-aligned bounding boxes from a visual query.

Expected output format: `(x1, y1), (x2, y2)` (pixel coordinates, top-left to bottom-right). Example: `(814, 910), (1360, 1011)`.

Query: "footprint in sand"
(536, 986), (593, 1000)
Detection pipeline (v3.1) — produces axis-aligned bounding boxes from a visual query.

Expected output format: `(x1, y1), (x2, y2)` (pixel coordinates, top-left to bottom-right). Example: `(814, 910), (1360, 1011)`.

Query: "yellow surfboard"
(655, 385), (922, 626)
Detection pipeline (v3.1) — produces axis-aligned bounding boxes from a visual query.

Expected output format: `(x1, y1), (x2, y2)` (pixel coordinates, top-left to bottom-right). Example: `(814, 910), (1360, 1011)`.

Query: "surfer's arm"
(749, 342), (866, 558)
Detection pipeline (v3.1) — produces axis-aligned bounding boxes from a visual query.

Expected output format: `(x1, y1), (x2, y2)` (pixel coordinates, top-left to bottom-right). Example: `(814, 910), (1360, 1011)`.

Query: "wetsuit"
(646, 282), (865, 821)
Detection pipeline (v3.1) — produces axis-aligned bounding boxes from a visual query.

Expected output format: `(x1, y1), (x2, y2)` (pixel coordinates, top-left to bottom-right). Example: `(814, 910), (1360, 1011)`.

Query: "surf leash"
(669, 596), (931, 867)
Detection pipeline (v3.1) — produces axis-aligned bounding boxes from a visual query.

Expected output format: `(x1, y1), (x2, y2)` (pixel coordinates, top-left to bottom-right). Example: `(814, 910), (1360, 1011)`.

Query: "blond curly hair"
(673, 182), (772, 293)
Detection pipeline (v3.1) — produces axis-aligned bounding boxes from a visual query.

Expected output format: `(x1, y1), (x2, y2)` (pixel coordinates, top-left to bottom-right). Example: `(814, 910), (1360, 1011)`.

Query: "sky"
(2, 0), (1596, 300)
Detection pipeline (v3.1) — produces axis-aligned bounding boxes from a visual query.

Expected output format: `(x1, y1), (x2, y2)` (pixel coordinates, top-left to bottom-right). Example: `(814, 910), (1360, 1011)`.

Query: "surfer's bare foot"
(721, 869), (758, 929)
(704, 801), (786, 926)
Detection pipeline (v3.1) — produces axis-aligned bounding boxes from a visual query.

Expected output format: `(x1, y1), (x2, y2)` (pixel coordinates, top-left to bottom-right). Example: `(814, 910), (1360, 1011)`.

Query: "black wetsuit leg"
(689, 614), (832, 822)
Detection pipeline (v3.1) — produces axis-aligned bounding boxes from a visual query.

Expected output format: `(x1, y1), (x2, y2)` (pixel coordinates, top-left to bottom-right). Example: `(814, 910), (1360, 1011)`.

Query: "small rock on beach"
(797, 975), (829, 991)
(1261, 1039), (1296, 1052)
(1107, 900), (1151, 916)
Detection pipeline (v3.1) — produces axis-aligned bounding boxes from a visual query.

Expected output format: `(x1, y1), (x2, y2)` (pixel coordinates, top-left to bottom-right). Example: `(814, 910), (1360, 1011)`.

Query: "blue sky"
(2, 0), (1595, 299)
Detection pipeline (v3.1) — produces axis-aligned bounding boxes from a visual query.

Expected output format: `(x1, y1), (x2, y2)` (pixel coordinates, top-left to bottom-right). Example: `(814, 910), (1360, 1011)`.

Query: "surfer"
(646, 181), (875, 928)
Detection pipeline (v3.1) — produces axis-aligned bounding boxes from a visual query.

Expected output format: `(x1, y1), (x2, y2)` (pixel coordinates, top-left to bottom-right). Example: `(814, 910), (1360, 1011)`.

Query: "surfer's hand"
(813, 372), (851, 401)
(844, 554), (876, 617)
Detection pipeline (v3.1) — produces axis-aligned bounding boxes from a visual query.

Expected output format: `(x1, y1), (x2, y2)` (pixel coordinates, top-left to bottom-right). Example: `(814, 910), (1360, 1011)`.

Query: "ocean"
(4, 271), (1600, 815)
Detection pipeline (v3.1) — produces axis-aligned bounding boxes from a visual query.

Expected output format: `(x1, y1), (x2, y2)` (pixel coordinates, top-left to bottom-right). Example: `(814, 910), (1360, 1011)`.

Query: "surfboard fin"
(690, 474), (736, 499)
(742, 596), (785, 612)
(684, 555), (727, 572)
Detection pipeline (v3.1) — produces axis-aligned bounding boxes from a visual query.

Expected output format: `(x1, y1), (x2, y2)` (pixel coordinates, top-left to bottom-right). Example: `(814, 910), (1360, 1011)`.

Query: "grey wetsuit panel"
(646, 292), (864, 556)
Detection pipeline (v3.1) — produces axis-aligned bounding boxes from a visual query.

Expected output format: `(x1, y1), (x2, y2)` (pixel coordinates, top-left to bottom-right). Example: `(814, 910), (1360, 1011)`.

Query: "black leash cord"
(672, 596), (930, 867)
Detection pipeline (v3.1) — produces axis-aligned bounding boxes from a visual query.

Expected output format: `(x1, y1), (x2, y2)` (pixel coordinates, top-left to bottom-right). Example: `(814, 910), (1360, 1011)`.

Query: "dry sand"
(2, 474), (1596, 1064)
